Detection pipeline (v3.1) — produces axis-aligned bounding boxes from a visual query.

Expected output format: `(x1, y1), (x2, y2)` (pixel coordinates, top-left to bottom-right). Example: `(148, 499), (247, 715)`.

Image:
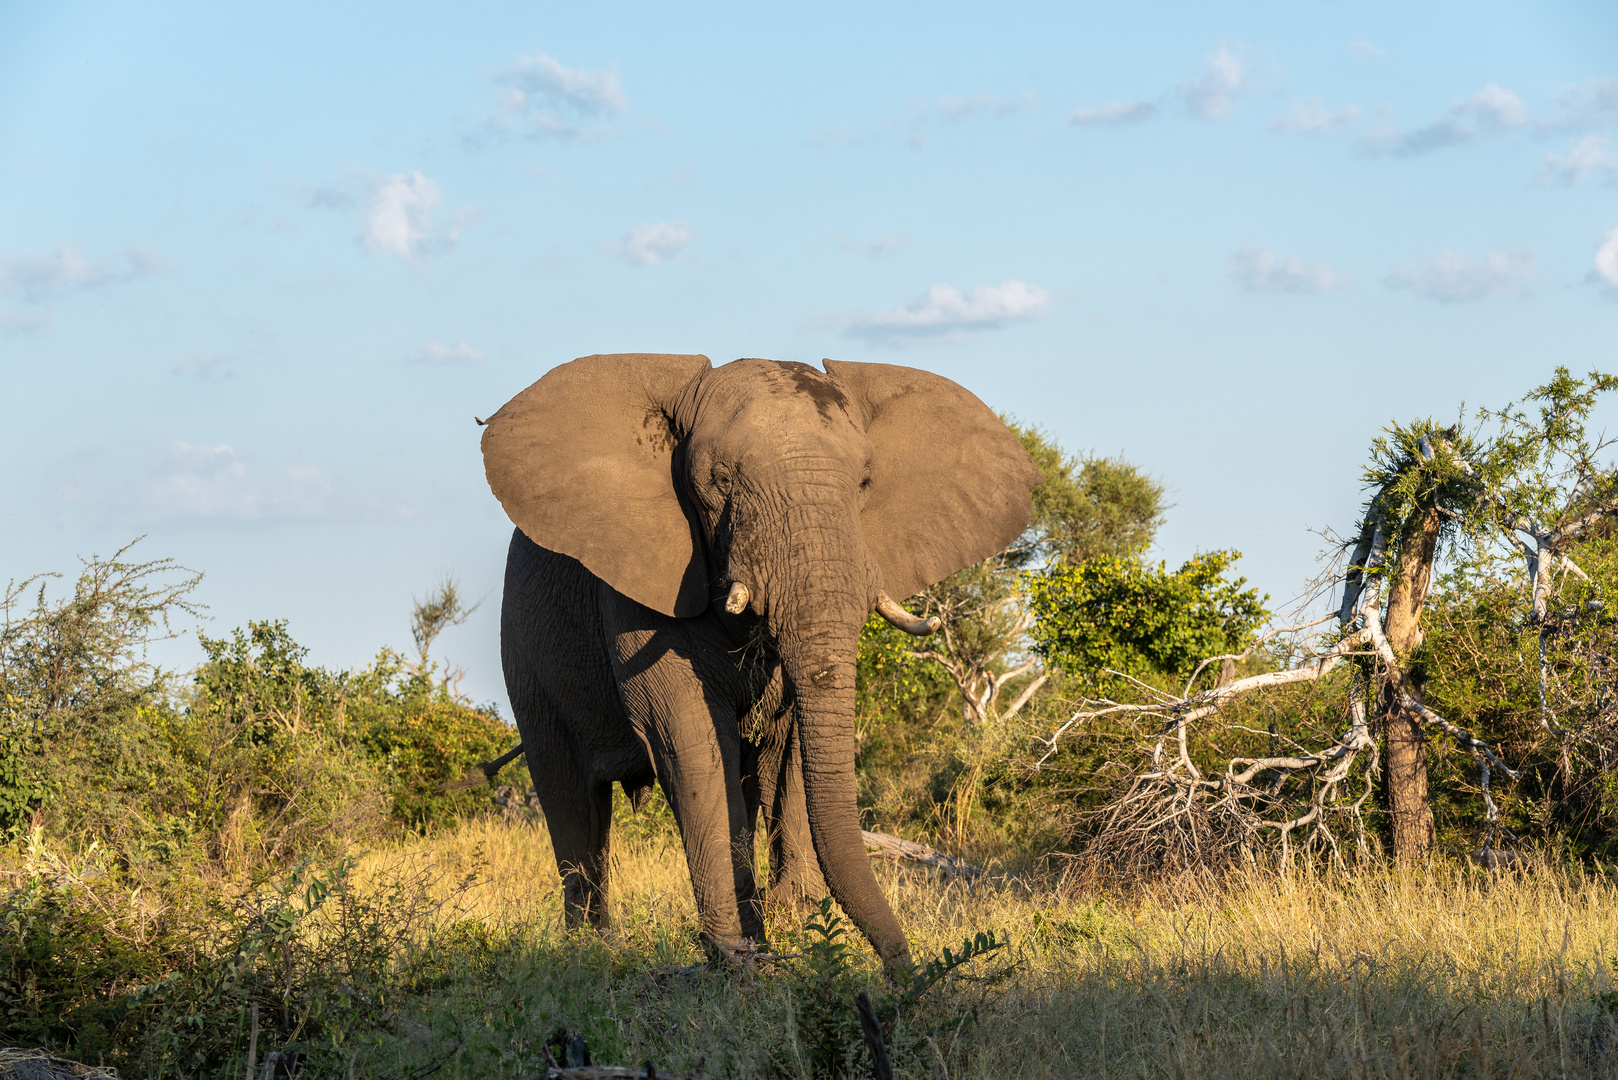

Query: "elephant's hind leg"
(530, 756), (614, 930)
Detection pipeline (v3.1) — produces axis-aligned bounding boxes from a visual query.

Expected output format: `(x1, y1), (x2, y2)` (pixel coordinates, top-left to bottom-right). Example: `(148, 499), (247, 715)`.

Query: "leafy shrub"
(1024, 550), (1269, 691)
(0, 834), (487, 1077)
(785, 897), (1007, 1078)
(790, 898), (860, 1077)
(343, 649), (516, 831)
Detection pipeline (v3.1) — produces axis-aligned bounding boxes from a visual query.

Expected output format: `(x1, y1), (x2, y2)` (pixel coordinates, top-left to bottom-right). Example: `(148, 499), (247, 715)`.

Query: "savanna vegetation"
(8, 369), (1618, 1078)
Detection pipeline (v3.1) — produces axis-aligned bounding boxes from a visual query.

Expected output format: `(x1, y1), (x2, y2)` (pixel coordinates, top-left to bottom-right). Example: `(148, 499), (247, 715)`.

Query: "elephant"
(479, 353), (1038, 971)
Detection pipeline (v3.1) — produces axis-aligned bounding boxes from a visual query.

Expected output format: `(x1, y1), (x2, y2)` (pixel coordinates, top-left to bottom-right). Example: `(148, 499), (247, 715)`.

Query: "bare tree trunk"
(1383, 504), (1441, 862)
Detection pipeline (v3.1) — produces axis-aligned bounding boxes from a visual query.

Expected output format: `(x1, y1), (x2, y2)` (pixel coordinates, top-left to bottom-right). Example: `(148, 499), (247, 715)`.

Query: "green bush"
(343, 648), (517, 831)
(1023, 550), (1269, 692)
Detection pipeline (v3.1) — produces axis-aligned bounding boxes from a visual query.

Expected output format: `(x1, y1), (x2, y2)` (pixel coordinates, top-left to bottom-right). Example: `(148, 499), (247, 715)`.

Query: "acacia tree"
(1342, 370), (1618, 859)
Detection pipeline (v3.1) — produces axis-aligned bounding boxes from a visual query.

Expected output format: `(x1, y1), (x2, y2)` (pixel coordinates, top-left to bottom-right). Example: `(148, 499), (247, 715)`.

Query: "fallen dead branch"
(861, 830), (984, 878)
(0, 1047), (119, 1079)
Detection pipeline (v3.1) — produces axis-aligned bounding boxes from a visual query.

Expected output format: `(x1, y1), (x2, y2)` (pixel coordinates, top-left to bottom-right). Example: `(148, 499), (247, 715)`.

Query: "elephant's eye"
(860, 470), (873, 491)
(712, 464), (734, 498)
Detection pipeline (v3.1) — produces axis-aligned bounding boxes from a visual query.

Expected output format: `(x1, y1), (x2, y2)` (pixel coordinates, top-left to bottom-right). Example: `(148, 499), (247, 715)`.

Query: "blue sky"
(3, 0), (1616, 711)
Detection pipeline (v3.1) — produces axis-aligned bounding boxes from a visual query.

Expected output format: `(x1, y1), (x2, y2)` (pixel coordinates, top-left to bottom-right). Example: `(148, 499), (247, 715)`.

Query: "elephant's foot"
(561, 873), (609, 932)
(698, 932), (792, 973)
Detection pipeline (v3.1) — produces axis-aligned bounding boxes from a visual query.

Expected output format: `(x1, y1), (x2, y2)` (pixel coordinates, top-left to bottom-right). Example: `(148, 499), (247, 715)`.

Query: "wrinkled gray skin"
(481, 354), (1037, 971)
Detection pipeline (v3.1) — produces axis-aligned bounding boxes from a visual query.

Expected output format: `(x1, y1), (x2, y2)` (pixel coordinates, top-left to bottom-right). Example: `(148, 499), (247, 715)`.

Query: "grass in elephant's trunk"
(333, 799), (1618, 1078)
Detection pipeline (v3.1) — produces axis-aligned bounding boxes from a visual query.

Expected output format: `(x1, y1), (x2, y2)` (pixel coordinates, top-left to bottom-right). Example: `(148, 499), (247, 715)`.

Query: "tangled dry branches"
(1037, 510), (1519, 875)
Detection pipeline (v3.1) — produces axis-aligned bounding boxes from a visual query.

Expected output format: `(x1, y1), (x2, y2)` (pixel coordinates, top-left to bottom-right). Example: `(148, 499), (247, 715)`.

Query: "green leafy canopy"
(1023, 551), (1269, 690)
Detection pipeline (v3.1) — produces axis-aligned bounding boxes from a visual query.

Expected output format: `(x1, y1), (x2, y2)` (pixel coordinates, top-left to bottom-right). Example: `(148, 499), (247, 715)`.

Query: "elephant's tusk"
(724, 580), (752, 614)
(875, 591), (941, 636)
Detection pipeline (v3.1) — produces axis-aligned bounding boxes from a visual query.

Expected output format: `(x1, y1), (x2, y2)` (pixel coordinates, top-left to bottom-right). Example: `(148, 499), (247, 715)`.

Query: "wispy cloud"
(815, 92), (1033, 148)
(1595, 227), (1618, 296)
(0, 305), (51, 337)
(493, 52), (627, 138)
(1384, 249), (1535, 303)
(1538, 135), (1618, 187)
(836, 280), (1050, 345)
(407, 340), (484, 367)
(302, 182), (357, 210)
(1, 243), (163, 303)
(1068, 101), (1157, 127)
(830, 233), (911, 258)
(1347, 40), (1387, 60)
(1067, 42), (1255, 129)
(1361, 84), (1527, 156)
(1269, 98), (1362, 134)
(617, 222), (693, 267)
(1230, 244), (1349, 294)
(171, 354), (237, 382)
(130, 441), (338, 522)
(1177, 42), (1253, 121)
(0, 243), (164, 335)
(365, 172), (442, 258)
(1539, 77), (1618, 134)
(933, 93), (1034, 121)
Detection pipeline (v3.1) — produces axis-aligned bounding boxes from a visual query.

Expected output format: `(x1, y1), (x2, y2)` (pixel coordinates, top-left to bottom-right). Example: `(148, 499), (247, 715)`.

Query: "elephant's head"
(481, 353), (1038, 966)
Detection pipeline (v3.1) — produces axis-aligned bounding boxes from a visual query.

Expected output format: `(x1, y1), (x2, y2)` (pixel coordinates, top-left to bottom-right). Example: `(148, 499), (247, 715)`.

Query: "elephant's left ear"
(824, 359), (1041, 601)
(482, 353), (713, 618)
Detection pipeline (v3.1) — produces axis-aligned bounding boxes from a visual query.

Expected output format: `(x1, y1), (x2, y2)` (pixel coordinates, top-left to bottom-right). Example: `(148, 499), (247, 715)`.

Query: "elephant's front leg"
(610, 628), (764, 955)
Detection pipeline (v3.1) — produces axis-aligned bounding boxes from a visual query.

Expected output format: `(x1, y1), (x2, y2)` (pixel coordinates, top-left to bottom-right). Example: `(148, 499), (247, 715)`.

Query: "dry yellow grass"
(351, 806), (1618, 1078)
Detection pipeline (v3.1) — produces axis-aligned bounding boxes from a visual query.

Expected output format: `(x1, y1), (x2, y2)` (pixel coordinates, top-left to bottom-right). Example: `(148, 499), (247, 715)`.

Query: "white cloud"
(830, 233), (911, 258)
(1538, 135), (1618, 187)
(934, 93), (1033, 121)
(1362, 84), (1527, 156)
(1269, 98), (1362, 134)
(1, 243), (162, 302)
(1068, 101), (1157, 127)
(364, 172), (442, 258)
(1347, 40), (1387, 60)
(619, 222), (693, 267)
(1384, 249), (1536, 303)
(1595, 227), (1618, 294)
(495, 52), (627, 138)
(1540, 77), (1618, 134)
(1230, 244), (1349, 294)
(408, 340), (485, 366)
(839, 280), (1050, 344)
(135, 441), (337, 522)
(303, 170), (471, 258)
(1178, 42), (1252, 120)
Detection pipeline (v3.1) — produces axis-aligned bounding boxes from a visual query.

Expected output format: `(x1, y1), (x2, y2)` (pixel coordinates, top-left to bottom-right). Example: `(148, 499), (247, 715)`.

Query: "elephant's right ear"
(481, 353), (713, 617)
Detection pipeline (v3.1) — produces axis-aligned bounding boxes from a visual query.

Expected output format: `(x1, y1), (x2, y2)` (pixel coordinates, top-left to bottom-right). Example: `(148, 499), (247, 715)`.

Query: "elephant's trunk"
(772, 554), (912, 972)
